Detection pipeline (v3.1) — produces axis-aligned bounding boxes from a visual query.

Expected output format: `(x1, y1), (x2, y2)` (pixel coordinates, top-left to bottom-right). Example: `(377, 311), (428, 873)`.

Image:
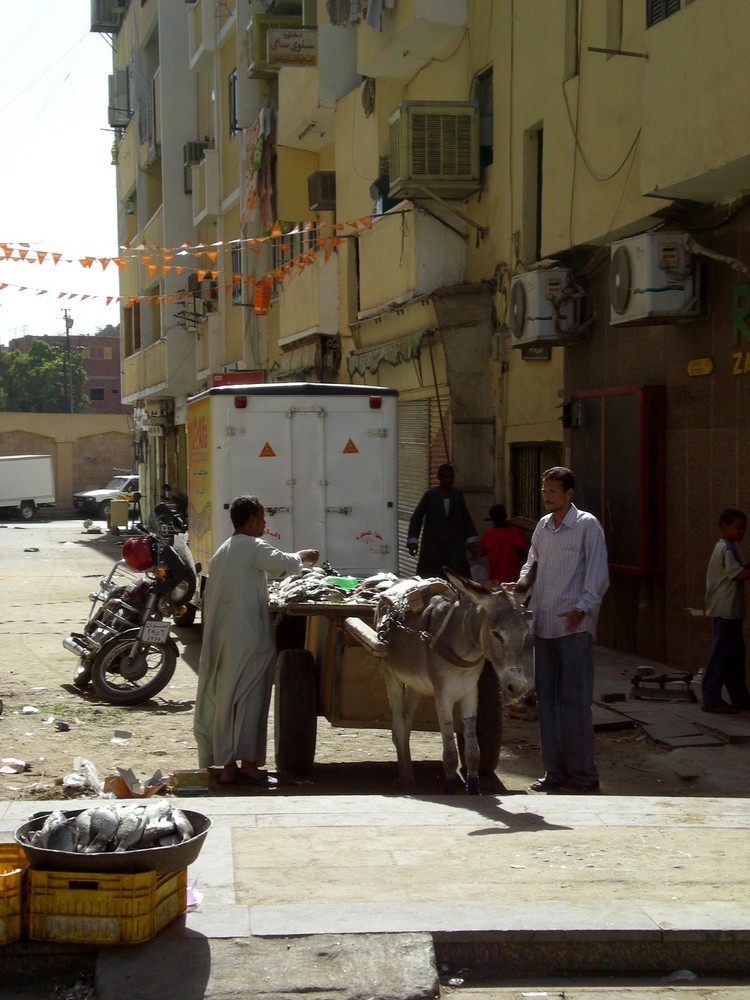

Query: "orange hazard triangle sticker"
(342, 438), (359, 454)
(259, 442), (276, 457)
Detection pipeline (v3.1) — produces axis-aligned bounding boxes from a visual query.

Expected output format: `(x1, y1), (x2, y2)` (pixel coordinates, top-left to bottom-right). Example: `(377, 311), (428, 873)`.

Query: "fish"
(113, 804), (146, 852)
(83, 805), (119, 853)
(171, 808), (194, 843)
(30, 810), (79, 852)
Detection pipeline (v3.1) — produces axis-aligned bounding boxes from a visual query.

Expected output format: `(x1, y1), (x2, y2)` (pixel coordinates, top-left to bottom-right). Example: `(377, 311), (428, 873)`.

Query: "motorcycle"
(63, 502), (196, 705)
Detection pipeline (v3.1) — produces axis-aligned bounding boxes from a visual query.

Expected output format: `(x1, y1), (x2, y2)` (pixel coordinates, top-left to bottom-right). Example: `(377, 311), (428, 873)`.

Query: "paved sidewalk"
(3, 791), (750, 997)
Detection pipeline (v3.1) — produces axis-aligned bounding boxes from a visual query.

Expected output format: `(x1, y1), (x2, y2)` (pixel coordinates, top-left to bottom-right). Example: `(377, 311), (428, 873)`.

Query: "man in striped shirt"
(511, 466), (609, 794)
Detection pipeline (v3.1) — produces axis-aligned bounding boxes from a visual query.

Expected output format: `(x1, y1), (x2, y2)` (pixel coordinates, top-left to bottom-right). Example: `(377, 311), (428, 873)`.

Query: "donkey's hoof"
(443, 777), (458, 795)
(466, 775), (481, 796)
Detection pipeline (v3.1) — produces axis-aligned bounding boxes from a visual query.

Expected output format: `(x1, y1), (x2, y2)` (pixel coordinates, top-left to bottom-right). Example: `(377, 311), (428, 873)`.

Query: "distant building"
(6, 331), (130, 415)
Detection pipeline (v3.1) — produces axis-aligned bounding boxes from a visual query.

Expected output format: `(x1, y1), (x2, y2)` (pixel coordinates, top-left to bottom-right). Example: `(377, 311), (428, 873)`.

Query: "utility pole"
(63, 309), (74, 413)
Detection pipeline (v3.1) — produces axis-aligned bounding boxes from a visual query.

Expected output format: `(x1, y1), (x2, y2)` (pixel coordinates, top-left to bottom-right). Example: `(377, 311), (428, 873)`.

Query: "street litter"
(105, 767), (169, 798)
(22, 705), (39, 714)
(110, 729), (132, 745)
(661, 969), (697, 982)
(0, 758), (29, 774)
(56, 756), (106, 797)
(186, 878), (203, 910)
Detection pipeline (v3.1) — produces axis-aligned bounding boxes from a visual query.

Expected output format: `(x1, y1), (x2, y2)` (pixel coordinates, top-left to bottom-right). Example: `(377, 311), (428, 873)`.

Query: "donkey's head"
(444, 568), (530, 702)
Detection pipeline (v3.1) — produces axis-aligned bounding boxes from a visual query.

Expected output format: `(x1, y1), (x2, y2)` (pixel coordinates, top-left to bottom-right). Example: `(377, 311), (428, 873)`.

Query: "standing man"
(407, 462), (478, 579)
(510, 467), (609, 794)
(701, 507), (750, 714)
(194, 495), (319, 786)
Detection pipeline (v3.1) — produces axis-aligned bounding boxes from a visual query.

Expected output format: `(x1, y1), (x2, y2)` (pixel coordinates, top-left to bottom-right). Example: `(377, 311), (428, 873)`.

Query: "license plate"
(141, 621), (171, 643)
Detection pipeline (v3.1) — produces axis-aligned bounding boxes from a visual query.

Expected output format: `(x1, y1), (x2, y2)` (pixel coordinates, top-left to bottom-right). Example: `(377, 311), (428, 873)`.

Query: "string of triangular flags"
(0, 216), (374, 306)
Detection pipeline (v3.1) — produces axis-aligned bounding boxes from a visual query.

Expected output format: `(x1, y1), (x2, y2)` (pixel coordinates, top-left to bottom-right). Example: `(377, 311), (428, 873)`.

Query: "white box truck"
(0, 454), (55, 519)
(186, 382), (399, 587)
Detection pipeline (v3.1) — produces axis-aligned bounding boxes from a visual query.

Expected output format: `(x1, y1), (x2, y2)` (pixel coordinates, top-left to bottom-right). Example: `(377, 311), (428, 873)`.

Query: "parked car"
(73, 474), (140, 521)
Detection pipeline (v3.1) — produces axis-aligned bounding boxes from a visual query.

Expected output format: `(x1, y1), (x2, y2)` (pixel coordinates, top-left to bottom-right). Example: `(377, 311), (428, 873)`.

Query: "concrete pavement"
(3, 647), (750, 998)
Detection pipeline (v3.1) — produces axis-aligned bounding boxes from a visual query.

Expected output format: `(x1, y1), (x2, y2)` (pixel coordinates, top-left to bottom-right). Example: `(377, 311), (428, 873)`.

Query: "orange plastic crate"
(26, 867), (187, 945)
(0, 844), (27, 946)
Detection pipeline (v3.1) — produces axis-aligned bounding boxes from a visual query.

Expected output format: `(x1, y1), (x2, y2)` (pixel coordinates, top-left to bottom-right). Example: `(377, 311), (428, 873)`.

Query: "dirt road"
(0, 517), (745, 803)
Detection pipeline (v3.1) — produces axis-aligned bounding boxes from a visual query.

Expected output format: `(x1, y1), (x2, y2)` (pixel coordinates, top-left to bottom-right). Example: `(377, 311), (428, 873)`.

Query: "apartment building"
(95, 0), (750, 669)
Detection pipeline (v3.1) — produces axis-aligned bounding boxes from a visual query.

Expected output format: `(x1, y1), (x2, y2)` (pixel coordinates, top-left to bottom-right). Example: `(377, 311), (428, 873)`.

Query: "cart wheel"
(274, 649), (318, 776)
(458, 660), (503, 775)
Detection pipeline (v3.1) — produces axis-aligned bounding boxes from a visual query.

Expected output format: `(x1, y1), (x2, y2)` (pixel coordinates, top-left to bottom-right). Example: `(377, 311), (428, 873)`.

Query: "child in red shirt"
(478, 503), (529, 584)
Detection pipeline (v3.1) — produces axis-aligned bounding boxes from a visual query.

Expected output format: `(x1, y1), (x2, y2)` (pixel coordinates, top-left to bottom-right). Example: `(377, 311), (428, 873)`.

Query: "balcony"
(247, 15), (303, 79)
(191, 148), (220, 225)
(640, 1), (750, 203)
(357, 203), (466, 316)
(188, 0), (217, 71)
(358, 0), (467, 81)
(277, 249), (338, 343)
(277, 22), (358, 152)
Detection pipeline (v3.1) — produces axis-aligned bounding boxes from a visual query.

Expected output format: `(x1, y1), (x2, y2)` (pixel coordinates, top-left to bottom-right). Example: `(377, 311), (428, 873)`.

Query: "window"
(646, 0), (680, 27)
(523, 125), (543, 263)
(569, 385), (665, 573)
(90, 388), (105, 401)
(228, 70), (238, 138)
(123, 303), (141, 356)
(564, 0), (579, 79)
(473, 67), (493, 171)
(271, 222), (319, 293)
(231, 242), (243, 305)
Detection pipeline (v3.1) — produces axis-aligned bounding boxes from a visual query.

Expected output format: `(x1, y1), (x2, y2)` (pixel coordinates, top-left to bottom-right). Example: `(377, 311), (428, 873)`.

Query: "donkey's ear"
(444, 567), (484, 596)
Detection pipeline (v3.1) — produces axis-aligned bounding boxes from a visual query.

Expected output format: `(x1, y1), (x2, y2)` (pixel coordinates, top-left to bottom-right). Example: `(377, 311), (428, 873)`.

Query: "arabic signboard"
(267, 27), (317, 65)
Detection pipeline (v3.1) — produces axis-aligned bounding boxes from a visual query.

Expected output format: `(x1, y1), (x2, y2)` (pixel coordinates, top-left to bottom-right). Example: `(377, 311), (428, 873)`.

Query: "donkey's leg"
(459, 687), (481, 796)
(384, 673), (421, 792)
(433, 685), (462, 794)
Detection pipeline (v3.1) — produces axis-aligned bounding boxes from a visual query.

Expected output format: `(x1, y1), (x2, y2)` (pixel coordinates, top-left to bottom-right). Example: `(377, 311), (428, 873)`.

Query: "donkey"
(370, 568), (529, 794)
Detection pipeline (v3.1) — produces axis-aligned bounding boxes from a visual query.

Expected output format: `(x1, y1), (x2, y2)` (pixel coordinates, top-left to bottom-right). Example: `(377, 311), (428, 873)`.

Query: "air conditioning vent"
(609, 231), (699, 326)
(509, 269), (577, 347)
(388, 101), (480, 201)
(308, 172), (336, 212)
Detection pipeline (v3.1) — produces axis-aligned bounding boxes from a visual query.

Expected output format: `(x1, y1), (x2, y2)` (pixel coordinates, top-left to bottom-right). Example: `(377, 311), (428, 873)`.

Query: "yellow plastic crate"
(0, 844), (27, 946)
(27, 867), (187, 945)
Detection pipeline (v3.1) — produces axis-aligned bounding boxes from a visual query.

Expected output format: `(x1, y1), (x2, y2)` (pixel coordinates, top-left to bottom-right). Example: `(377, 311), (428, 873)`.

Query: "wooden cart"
(273, 601), (503, 777)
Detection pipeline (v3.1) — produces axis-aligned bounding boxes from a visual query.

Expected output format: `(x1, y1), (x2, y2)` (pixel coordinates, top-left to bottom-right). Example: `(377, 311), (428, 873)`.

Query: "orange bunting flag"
(80, 257), (94, 268)
(197, 270), (207, 281)
(316, 237), (328, 248)
(166, 294), (174, 303)
(36, 289), (48, 296)
(331, 223), (345, 231)
(98, 258), (110, 270)
(36, 252), (47, 264)
(17, 248), (29, 260)
(331, 236), (344, 247)
(106, 296), (115, 305)
(53, 253), (62, 264)
(270, 220), (283, 237)
(249, 245), (261, 255)
(346, 220), (360, 230)
(206, 251), (217, 262)
(359, 216), (373, 229)
(147, 264), (158, 277)
(114, 258), (127, 270)
(273, 268), (283, 281)
(324, 249), (332, 263)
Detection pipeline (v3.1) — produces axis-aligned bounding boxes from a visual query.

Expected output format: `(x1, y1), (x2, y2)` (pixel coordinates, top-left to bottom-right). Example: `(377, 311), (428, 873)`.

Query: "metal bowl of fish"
(14, 802), (212, 874)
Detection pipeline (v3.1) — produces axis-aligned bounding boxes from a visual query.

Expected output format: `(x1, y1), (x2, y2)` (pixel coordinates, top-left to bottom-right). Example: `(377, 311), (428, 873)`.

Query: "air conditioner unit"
(107, 71), (130, 128)
(184, 142), (205, 166)
(609, 231), (699, 326)
(183, 142), (205, 194)
(308, 171), (336, 212)
(91, 0), (125, 33)
(388, 101), (480, 201)
(509, 269), (577, 347)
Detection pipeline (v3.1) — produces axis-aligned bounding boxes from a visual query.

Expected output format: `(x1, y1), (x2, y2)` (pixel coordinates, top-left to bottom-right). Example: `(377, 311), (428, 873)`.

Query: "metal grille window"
(228, 70), (238, 139)
(646, 0), (681, 27)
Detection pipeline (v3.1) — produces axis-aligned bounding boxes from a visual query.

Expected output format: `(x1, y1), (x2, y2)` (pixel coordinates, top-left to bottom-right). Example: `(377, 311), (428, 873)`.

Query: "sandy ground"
(0, 517), (746, 804)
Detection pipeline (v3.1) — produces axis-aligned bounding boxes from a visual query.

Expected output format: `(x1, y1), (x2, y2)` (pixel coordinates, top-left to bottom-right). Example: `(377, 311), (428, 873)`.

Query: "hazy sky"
(0, 0), (120, 345)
